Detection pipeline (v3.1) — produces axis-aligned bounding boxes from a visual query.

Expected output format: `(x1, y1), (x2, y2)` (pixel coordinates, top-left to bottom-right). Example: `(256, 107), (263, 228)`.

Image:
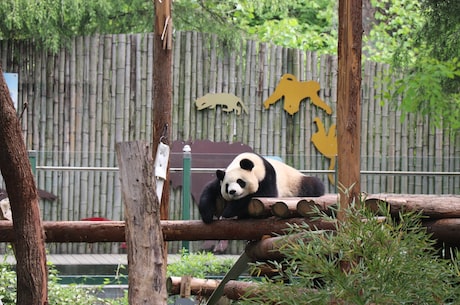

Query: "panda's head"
(217, 156), (263, 201)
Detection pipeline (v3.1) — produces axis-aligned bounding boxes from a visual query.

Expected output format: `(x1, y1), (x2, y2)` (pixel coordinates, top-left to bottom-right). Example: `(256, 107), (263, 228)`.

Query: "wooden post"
(152, 0), (173, 268)
(116, 141), (167, 304)
(152, 0), (172, 215)
(0, 65), (48, 305)
(337, 0), (363, 221)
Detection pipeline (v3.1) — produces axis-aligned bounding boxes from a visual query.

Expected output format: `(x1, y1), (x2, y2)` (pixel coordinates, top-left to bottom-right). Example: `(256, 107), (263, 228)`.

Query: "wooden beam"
(249, 195), (339, 218)
(1, 216), (459, 246)
(0, 218), (336, 242)
(167, 277), (258, 300)
(365, 194), (460, 218)
(337, 0), (363, 220)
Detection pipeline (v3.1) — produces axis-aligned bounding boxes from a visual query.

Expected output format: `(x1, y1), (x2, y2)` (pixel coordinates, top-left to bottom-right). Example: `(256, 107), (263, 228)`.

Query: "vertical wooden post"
(337, 0), (363, 221)
(0, 65), (48, 305)
(116, 141), (167, 304)
(152, 0), (172, 225)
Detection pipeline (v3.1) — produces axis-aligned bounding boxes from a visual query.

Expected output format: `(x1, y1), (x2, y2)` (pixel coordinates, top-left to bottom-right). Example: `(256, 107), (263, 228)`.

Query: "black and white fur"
(198, 152), (325, 223)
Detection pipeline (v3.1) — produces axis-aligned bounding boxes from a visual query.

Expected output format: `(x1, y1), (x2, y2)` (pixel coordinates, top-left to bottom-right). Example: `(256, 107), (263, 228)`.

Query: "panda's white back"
(266, 158), (305, 196)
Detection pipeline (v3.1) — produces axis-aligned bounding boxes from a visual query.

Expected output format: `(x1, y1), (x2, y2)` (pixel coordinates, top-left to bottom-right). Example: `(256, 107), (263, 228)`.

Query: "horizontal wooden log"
(167, 276), (258, 299)
(271, 201), (300, 218)
(247, 198), (279, 217)
(365, 194), (460, 218)
(249, 194), (339, 218)
(1, 214), (460, 246)
(0, 218), (337, 243)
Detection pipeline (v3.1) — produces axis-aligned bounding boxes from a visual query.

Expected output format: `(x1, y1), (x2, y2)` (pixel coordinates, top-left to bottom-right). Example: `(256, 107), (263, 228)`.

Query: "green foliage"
(167, 249), (234, 278)
(242, 203), (460, 304)
(387, 58), (460, 132)
(0, 0), (152, 52)
(0, 261), (111, 305)
(418, 0), (460, 63)
(365, 0), (424, 63)
(173, 0), (337, 52)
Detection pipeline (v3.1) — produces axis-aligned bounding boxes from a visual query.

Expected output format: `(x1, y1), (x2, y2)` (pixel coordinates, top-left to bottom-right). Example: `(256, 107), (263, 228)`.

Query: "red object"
(81, 217), (111, 221)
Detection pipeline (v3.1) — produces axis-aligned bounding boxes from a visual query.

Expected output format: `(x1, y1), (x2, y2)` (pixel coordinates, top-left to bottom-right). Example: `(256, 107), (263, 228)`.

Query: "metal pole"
(28, 150), (37, 176)
(182, 145), (191, 251)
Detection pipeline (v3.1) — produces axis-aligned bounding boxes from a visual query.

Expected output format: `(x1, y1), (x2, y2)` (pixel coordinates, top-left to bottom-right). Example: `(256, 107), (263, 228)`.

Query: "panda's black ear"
(240, 159), (254, 171)
(216, 169), (225, 181)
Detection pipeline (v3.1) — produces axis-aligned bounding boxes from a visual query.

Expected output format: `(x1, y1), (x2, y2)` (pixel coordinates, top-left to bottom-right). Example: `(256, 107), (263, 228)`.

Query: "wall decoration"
(264, 73), (332, 115)
(195, 93), (248, 115)
(311, 118), (337, 185)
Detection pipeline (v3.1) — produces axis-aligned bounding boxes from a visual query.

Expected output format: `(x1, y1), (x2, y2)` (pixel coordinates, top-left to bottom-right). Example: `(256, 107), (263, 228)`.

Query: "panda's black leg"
(198, 179), (221, 223)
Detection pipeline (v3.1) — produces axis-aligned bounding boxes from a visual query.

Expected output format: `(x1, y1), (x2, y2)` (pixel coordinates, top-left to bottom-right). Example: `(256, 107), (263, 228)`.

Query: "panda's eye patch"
(237, 179), (246, 188)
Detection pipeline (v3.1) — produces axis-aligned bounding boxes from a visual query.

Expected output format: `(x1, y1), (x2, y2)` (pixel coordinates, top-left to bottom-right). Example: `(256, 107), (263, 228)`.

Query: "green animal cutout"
(195, 93), (248, 115)
(264, 73), (332, 115)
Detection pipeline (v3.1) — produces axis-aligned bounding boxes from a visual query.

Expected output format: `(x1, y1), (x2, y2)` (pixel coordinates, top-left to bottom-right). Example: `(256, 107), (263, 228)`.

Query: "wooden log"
(271, 201), (300, 218)
(250, 194), (339, 218)
(1, 216), (460, 246)
(365, 194), (460, 218)
(167, 277), (258, 300)
(424, 218), (460, 246)
(161, 218), (336, 241)
(247, 198), (277, 217)
(245, 235), (287, 261)
(0, 218), (337, 243)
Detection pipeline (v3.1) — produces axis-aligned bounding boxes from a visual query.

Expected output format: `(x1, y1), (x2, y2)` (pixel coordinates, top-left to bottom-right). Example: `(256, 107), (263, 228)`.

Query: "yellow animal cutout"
(195, 93), (248, 115)
(264, 73), (333, 115)
(311, 117), (337, 185)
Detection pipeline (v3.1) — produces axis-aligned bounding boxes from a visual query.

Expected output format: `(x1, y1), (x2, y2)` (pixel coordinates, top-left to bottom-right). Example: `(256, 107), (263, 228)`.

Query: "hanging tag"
(154, 142), (170, 201)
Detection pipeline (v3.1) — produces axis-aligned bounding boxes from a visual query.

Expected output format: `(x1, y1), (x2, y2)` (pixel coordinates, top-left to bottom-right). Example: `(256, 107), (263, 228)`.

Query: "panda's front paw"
(200, 211), (216, 224)
(219, 216), (238, 221)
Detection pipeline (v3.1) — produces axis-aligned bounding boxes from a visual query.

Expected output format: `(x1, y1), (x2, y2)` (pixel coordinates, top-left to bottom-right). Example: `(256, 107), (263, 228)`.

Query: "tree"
(363, 0), (460, 133)
(0, 65), (48, 304)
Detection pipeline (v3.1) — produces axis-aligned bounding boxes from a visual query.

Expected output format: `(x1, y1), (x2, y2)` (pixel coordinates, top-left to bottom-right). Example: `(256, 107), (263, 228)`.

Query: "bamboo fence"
(0, 31), (459, 254)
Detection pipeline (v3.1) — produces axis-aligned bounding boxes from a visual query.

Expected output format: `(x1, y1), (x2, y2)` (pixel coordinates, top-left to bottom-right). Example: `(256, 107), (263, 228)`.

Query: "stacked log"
(249, 194), (460, 220)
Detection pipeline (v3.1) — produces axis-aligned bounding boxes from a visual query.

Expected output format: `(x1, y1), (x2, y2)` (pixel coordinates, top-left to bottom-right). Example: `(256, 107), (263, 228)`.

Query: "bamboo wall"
(0, 32), (459, 254)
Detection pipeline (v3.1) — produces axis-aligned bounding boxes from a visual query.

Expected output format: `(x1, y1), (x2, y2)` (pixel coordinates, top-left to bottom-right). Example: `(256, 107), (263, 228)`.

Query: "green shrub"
(0, 258), (110, 305)
(0, 249), (233, 305)
(242, 202), (460, 305)
(167, 249), (234, 278)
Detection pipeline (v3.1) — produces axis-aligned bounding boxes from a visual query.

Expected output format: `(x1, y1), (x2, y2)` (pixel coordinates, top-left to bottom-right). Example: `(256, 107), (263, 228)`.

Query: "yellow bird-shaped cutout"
(311, 117), (337, 185)
(264, 74), (332, 115)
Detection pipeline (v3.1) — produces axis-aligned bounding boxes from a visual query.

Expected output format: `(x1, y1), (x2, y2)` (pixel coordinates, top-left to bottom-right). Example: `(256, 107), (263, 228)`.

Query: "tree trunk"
(337, 0), (363, 221)
(0, 65), (48, 304)
(116, 141), (167, 304)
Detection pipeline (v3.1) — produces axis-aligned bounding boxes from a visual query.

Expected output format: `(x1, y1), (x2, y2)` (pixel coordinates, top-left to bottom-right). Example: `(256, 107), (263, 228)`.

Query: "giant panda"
(198, 152), (325, 223)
